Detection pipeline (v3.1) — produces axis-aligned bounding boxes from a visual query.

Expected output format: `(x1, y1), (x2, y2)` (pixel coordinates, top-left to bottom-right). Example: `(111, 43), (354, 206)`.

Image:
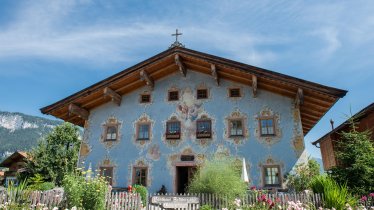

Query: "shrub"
(187, 157), (247, 201)
(200, 204), (213, 210)
(286, 158), (320, 192)
(63, 168), (108, 210)
(27, 174), (55, 191)
(310, 175), (357, 209)
(133, 184), (147, 206)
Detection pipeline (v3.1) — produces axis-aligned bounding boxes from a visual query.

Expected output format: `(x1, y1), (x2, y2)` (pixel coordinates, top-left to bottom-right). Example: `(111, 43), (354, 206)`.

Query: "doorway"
(176, 166), (196, 194)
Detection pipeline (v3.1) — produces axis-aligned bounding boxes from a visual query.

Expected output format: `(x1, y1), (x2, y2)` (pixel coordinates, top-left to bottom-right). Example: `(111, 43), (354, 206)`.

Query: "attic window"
(105, 125), (118, 141)
(168, 91), (179, 101)
(197, 89), (208, 99)
(229, 88), (241, 97)
(140, 94), (151, 103)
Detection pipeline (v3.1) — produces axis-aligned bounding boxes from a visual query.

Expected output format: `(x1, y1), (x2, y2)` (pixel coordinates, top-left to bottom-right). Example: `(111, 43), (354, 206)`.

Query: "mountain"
(0, 111), (62, 160)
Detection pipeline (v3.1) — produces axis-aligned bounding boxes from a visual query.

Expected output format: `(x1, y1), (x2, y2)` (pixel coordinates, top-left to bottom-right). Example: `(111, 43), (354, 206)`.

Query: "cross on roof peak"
(170, 29), (185, 48)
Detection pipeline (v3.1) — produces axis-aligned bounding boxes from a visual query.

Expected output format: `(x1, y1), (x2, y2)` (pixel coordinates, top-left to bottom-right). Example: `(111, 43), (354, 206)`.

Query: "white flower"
(71, 206), (77, 210)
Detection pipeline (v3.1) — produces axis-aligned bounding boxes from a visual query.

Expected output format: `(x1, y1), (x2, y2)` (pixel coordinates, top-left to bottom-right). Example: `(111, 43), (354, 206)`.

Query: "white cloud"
(311, 27), (341, 58)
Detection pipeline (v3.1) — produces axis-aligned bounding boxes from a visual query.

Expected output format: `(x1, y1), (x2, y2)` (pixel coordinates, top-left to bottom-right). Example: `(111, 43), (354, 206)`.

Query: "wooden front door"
(176, 166), (196, 194)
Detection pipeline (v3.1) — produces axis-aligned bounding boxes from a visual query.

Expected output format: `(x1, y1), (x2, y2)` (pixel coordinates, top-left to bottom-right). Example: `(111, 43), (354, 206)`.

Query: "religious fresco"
(254, 107), (282, 146)
(176, 87), (203, 139)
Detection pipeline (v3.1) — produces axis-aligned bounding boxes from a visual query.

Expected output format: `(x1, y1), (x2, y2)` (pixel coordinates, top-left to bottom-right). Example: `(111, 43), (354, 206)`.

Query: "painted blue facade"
(79, 70), (306, 193)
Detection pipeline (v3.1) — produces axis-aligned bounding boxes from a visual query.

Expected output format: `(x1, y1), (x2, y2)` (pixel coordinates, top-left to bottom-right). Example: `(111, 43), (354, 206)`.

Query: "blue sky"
(1, 0), (373, 157)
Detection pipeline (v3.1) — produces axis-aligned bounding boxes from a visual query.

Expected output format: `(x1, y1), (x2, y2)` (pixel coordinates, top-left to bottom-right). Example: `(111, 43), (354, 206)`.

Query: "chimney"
(330, 119), (334, 130)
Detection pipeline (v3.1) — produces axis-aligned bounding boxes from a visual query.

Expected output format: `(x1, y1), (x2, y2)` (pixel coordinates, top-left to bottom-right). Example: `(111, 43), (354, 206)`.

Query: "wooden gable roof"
(312, 102), (374, 145)
(40, 46), (347, 135)
(0, 151), (28, 168)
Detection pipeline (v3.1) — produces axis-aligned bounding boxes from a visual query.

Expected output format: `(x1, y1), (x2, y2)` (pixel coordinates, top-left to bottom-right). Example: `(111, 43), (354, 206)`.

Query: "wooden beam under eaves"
(103, 87), (121, 106)
(252, 75), (257, 97)
(68, 104), (89, 120)
(295, 88), (304, 108)
(139, 69), (154, 90)
(175, 54), (186, 77)
(211, 64), (219, 86)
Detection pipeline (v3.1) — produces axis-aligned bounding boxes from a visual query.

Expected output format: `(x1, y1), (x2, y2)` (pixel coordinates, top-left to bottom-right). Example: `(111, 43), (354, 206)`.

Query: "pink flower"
(250, 186), (257, 190)
(361, 196), (368, 201)
(369, 193), (374, 197)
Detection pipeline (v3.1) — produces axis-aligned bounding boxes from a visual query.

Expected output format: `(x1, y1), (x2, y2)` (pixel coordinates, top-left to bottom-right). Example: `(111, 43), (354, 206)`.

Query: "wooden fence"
(146, 192), (324, 210)
(2, 190), (373, 209)
(0, 190), (141, 210)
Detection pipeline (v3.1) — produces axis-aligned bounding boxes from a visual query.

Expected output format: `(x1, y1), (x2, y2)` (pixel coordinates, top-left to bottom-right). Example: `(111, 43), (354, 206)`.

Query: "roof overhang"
(41, 46), (347, 135)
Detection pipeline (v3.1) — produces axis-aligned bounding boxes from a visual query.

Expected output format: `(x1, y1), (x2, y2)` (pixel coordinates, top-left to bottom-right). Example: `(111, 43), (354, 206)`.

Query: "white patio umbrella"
(86, 162), (92, 181)
(241, 158), (249, 183)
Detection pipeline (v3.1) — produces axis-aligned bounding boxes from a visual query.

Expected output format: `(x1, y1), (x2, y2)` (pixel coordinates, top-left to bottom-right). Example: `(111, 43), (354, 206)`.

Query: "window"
(229, 88), (241, 97)
(137, 123), (150, 140)
(263, 166), (281, 187)
(100, 166), (113, 185)
(197, 89), (208, 99)
(229, 120), (243, 137)
(260, 118), (275, 136)
(140, 94), (151, 103)
(105, 125), (118, 141)
(166, 121), (181, 139)
(196, 119), (212, 138)
(168, 90), (179, 101)
(133, 167), (147, 186)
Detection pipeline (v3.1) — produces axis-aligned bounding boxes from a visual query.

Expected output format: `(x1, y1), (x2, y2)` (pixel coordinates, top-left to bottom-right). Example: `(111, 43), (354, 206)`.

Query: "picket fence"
(146, 192), (324, 210)
(7, 190), (371, 210)
(0, 190), (141, 210)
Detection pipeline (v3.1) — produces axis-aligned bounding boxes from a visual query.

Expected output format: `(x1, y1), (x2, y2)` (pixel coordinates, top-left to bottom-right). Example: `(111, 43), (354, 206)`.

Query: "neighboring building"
(0, 151), (28, 186)
(41, 44), (346, 193)
(312, 102), (374, 170)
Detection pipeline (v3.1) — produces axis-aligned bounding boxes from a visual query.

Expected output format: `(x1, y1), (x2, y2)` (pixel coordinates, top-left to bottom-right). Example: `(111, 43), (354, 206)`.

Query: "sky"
(0, 0), (373, 158)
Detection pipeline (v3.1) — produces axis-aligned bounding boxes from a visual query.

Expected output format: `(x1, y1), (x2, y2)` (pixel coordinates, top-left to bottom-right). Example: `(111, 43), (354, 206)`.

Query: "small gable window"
(229, 119), (243, 137)
(260, 118), (275, 136)
(263, 165), (281, 187)
(166, 121), (181, 139)
(133, 167), (147, 186)
(105, 125), (118, 141)
(100, 166), (113, 185)
(168, 90), (179, 101)
(137, 123), (150, 140)
(197, 89), (208, 99)
(196, 119), (212, 139)
(229, 88), (241, 97)
(140, 94), (151, 103)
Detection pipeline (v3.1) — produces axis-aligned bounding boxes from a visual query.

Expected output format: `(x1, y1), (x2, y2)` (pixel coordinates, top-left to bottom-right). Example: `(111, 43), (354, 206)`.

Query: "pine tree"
(329, 119), (374, 195)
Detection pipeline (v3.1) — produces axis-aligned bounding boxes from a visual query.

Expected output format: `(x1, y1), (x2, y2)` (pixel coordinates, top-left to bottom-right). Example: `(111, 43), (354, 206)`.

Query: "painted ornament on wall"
(176, 87), (203, 139)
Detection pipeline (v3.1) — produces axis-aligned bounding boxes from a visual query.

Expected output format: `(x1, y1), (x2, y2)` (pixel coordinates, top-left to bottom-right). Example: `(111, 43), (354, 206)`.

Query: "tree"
(286, 158), (321, 192)
(25, 122), (81, 186)
(329, 120), (374, 195)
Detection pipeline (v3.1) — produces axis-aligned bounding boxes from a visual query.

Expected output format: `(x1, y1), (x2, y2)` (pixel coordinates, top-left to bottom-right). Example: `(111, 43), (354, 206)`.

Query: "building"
(0, 151), (28, 186)
(312, 102), (374, 170)
(40, 43), (346, 193)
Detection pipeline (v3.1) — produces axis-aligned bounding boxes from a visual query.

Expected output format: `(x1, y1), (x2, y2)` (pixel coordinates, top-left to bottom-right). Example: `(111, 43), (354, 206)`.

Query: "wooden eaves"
(40, 46), (347, 135)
